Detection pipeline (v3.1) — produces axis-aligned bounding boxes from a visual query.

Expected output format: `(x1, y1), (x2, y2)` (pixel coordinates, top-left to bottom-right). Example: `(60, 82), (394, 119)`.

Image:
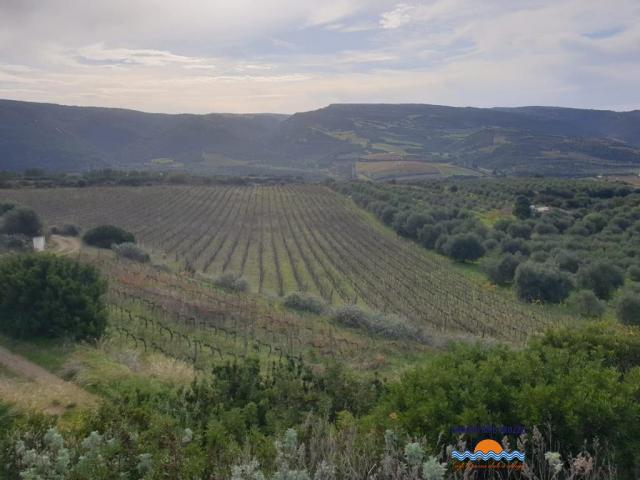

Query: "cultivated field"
(356, 161), (481, 180)
(3, 185), (555, 339)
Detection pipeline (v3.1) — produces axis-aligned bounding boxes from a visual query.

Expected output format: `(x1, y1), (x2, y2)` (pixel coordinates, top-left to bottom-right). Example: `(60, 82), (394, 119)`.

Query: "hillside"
(274, 104), (640, 175)
(0, 99), (286, 174)
(1, 99), (640, 176)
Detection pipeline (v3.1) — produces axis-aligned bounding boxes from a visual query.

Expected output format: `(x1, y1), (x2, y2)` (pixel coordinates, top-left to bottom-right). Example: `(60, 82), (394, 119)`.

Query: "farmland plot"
(2, 185), (557, 339)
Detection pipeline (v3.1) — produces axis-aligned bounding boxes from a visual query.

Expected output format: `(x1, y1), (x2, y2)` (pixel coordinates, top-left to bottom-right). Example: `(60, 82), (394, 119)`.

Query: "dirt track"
(0, 344), (96, 414)
(49, 234), (81, 255)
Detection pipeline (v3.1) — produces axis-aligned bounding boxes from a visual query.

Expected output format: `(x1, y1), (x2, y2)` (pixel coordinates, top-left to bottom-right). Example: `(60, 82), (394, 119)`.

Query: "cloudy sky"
(0, 0), (638, 113)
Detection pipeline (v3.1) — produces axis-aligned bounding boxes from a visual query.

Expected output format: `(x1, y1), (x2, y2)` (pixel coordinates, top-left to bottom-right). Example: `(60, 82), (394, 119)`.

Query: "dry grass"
(64, 339), (195, 394)
(0, 372), (97, 416)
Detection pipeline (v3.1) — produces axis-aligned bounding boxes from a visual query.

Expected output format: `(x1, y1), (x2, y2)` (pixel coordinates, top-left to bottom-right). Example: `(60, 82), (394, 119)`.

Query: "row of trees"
(336, 179), (640, 324)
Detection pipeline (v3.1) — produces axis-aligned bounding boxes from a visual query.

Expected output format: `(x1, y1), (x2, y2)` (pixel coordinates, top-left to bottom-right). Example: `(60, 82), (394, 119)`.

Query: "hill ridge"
(1, 98), (639, 176)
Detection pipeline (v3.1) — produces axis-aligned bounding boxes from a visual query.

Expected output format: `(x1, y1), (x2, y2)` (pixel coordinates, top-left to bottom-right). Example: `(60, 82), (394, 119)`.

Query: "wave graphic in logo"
(452, 451), (525, 462)
(452, 439), (525, 463)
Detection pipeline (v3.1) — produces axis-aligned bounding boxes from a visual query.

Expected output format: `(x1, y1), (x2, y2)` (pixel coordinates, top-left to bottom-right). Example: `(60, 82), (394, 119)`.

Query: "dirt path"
(0, 345), (96, 414)
(49, 234), (81, 255)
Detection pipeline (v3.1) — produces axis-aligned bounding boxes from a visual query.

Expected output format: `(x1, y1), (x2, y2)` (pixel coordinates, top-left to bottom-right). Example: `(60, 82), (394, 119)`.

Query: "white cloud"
(379, 3), (414, 29)
(76, 44), (207, 67)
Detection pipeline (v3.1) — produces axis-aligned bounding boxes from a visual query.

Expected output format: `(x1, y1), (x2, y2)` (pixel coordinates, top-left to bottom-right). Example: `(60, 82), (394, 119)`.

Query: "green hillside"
(1, 99), (640, 177)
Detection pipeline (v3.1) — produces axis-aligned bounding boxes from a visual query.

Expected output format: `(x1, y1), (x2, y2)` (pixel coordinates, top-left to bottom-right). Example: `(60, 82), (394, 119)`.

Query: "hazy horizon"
(1, 1), (639, 114)
(3, 97), (640, 117)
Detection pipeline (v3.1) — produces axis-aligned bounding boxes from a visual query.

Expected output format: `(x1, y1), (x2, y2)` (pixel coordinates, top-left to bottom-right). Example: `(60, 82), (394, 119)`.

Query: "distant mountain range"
(1, 99), (640, 177)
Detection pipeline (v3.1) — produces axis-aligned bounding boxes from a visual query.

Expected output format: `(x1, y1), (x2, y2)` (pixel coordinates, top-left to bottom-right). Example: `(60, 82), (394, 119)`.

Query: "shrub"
(0, 207), (42, 237)
(482, 238), (499, 252)
(507, 221), (532, 239)
(380, 206), (397, 225)
(418, 224), (443, 249)
(332, 305), (422, 342)
(534, 222), (559, 235)
(628, 265), (640, 282)
(530, 250), (549, 263)
(582, 213), (607, 234)
(213, 272), (249, 292)
(112, 242), (150, 263)
(0, 202), (15, 215)
(374, 328), (640, 476)
(555, 250), (581, 273)
(513, 195), (531, 220)
(443, 234), (485, 262)
(0, 254), (107, 340)
(485, 253), (521, 285)
(514, 262), (573, 303)
(617, 293), (640, 326)
(283, 292), (326, 314)
(83, 225), (135, 249)
(403, 213), (431, 238)
(568, 290), (606, 318)
(494, 218), (514, 232)
(0, 234), (31, 252)
(50, 224), (81, 237)
(577, 262), (625, 300)
(501, 238), (530, 256)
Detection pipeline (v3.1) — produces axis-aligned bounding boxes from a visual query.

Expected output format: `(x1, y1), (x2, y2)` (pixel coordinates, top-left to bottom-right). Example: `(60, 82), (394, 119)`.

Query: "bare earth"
(49, 234), (81, 255)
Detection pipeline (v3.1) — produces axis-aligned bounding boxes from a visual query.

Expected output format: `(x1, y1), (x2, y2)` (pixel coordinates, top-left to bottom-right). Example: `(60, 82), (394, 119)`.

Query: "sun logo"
(452, 439), (525, 462)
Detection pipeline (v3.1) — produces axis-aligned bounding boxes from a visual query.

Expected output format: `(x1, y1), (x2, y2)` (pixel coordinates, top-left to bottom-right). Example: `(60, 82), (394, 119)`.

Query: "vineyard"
(2, 184), (560, 340)
(93, 253), (409, 372)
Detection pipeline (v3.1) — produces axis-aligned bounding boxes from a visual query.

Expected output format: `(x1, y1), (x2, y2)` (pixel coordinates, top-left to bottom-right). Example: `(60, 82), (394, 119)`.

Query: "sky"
(0, 0), (639, 114)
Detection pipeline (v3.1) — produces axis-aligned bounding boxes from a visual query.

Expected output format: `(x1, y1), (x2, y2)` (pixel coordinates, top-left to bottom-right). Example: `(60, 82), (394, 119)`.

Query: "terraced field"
(2, 185), (556, 339)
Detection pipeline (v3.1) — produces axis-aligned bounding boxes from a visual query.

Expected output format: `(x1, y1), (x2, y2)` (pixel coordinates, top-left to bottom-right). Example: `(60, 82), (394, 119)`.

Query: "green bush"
(568, 290), (605, 318)
(213, 272), (249, 292)
(555, 250), (581, 273)
(373, 326), (640, 475)
(484, 253), (521, 285)
(283, 292), (326, 314)
(514, 262), (573, 303)
(628, 265), (640, 282)
(332, 305), (423, 342)
(50, 224), (81, 237)
(617, 293), (640, 326)
(577, 262), (625, 299)
(418, 224), (444, 249)
(0, 207), (42, 237)
(513, 195), (531, 220)
(83, 225), (135, 249)
(112, 242), (150, 263)
(443, 234), (485, 262)
(507, 221), (532, 239)
(0, 234), (31, 252)
(0, 254), (107, 340)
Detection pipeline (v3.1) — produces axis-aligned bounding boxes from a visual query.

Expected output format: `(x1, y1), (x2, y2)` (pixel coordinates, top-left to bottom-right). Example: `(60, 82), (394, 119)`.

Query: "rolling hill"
(1, 99), (640, 176)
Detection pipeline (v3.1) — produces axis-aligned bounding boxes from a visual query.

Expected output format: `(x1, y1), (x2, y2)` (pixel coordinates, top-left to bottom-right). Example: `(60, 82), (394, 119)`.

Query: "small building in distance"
(530, 205), (551, 214)
(32, 236), (46, 252)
